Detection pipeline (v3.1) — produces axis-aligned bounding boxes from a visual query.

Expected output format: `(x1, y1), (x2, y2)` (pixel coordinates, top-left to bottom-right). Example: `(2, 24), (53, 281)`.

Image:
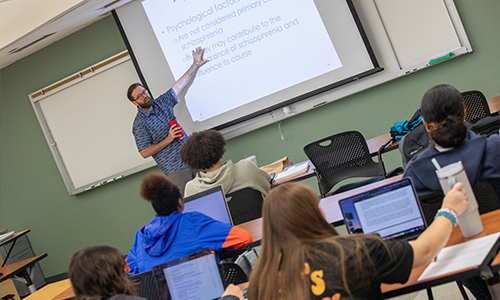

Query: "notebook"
(183, 185), (233, 225)
(152, 249), (225, 300)
(338, 178), (427, 241)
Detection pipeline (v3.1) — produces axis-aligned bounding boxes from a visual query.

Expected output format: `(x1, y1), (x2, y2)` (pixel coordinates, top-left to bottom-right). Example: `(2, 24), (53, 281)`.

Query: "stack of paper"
(418, 232), (500, 281)
(0, 231), (15, 243)
(274, 162), (310, 184)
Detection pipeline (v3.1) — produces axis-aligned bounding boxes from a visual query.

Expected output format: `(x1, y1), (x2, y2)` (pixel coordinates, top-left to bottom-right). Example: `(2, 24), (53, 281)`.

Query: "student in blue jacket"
(126, 172), (252, 274)
(404, 84), (500, 199)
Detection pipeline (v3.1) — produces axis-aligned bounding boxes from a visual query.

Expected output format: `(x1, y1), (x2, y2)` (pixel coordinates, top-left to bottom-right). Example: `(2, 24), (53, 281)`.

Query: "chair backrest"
(303, 131), (386, 197)
(474, 181), (500, 214)
(130, 270), (161, 300)
(417, 190), (445, 226)
(219, 262), (248, 285)
(461, 90), (491, 123)
(227, 188), (263, 225)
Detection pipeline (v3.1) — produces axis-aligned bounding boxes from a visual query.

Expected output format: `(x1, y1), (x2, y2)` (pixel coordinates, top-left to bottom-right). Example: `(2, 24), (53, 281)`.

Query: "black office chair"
(474, 181), (500, 214)
(130, 270), (161, 300)
(462, 91), (491, 123)
(303, 131), (389, 197)
(227, 188), (263, 225)
(462, 90), (500, 136)
(219, 262), (248, 285)
(417, 190), (445, 226)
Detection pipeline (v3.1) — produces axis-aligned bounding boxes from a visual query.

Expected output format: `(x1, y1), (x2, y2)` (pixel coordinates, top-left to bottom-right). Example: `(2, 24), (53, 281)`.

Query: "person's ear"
(422, 117), (430, 131)
(463, 109), (467, 122)
(178, 198), (184, 212)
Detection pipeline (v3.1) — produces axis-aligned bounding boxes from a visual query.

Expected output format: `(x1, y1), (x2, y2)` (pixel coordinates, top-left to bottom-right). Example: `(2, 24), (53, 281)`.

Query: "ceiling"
(0, 0), (134, 70)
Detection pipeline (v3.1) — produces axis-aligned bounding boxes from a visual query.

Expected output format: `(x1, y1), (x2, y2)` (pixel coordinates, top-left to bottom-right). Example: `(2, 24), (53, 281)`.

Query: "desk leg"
(18, 268), (37, 294)
(486, 273), (500, 300)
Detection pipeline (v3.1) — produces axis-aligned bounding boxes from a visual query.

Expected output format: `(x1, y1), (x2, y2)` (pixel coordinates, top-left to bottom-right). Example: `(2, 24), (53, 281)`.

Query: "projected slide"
(142, 0), (342, 122)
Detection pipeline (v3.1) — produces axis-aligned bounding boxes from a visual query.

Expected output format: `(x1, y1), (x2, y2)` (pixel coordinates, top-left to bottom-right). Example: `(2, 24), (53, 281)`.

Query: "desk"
(240, 175), (403, 241)
(0, 254), (48, 294)
(24, 279), (72, 300)
(488, 95), (500, 114)
(381, 210), (500, 298)
(0, 229), (31, 268)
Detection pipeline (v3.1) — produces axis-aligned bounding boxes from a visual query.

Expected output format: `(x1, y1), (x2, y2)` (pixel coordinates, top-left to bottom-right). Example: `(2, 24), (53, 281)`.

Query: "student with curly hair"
(126, 172), (252, 274)
(69, 245), (143, 300)
(246, 182), (467, 300)
(404, 84), (500, 197)
(180, 129), (271, 198)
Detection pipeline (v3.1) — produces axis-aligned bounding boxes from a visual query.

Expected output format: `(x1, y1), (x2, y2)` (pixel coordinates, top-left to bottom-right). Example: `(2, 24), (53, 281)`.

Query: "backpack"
(390, 109), (430, 167)
(399, 122), (430, 167)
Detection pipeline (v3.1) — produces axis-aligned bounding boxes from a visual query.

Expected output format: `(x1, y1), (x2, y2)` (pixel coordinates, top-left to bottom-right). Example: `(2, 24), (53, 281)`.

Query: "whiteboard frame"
(29, 51), (156, 195)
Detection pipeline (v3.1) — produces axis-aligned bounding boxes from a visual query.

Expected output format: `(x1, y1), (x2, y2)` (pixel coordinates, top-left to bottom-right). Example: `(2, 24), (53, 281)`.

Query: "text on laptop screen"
(340, 179), (426, 240)
(162, 251), (225, 300)
(183, 186), (232, 224)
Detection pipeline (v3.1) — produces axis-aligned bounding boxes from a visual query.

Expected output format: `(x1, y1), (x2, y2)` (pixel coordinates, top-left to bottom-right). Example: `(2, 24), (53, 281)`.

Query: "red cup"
(167, 118), (185, 139)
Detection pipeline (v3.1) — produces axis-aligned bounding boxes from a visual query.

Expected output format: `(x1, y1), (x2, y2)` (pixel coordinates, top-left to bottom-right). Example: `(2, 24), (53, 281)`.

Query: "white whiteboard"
(374, 0), (462, 67)
(29, 51), (155, 195)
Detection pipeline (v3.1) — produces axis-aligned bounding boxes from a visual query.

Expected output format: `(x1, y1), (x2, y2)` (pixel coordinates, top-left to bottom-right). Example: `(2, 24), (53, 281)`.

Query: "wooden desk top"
(0, 254), (48, 282)
(241, 175), (404, 241)
(24, 279), (72, 300)
(381, 210), (500, 297)
(0, 229), (30, 247)
(366, 132), (399, 155)
(488, 95), (500, 114)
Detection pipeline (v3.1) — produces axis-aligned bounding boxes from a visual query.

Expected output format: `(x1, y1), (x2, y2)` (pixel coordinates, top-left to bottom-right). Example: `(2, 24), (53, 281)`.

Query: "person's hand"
(441, 182), (468, 216)
(221, 284), (244, 300)
(192, 47), (209, 67)
(168, 124), (183, 140)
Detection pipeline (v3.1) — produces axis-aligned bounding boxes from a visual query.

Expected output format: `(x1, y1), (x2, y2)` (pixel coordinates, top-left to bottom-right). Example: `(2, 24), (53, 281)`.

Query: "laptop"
(338, 178), (427, 241)
(183, 185), (233, 225)
(152, 249), (226, 300)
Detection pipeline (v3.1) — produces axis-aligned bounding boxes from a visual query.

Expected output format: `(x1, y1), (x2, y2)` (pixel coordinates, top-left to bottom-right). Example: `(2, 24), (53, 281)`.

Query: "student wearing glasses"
(127, 47), (208, 194)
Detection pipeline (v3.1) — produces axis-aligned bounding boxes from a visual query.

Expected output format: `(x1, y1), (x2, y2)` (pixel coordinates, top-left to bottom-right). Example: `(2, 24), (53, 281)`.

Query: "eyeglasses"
(133, 90), (149, 102)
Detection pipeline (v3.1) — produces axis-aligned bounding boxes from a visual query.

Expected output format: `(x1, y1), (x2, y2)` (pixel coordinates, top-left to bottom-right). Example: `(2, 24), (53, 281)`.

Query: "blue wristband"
(435, 210), (457, 230)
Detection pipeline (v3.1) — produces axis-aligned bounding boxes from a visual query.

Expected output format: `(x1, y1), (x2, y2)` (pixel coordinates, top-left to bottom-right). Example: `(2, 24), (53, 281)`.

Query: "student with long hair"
(404, 84), (500, 197)
(69, 245), (143, 300)
(247, 182), (467, 300)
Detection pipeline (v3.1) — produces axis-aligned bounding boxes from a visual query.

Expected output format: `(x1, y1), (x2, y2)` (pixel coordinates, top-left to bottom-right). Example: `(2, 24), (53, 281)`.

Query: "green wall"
(1, 1), (499, 277)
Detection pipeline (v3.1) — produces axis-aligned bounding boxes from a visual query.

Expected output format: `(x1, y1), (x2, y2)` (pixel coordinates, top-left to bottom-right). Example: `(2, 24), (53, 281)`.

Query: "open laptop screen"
(339, 178), (427, 240)
(183, 186), (233, 225)
(152, 249), (225, 300)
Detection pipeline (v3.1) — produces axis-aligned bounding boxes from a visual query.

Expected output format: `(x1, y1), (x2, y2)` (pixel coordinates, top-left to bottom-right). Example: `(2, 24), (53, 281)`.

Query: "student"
(246, 182), (467, 300)
(180, 129), (271, 198)
(70, 245), (242, 300)
(69, 245), (145, 300)
(403, 84), (500, 299)
(404, 84), (500, 197)
(126, 172), (252, 274)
